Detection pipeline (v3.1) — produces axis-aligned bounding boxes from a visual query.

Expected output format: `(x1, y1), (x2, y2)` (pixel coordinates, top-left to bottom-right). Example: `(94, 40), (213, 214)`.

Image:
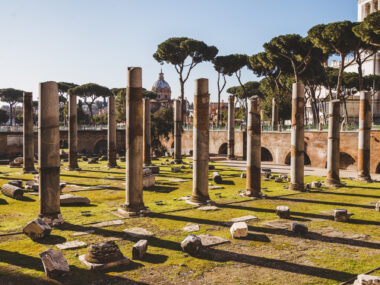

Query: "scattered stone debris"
(143, 168), (155, 188)
(88, 157), (98, 164)
(39, 249), (70, 278)
(56, 240), (87, 250)
(334, 209), (354, 222)
(264, 178), (270, 181)
(198, 205), (218, 211)
(1, 184), (24, 199)
(212, 172), (223, 184)
(149, 165), (160, 174)
(60, 194), (90, 205)
(123, 227), (154, 238)
(181, 234), (202, 255)
(353, 274), (380, 285)
(79, 241), (130, 270)
(230, 215), (258, 223)
(240, 173), (246, 178)
(171, 167), (181, 173)
(91, 220), (124, 228)
(305, 183), (311, 191)
(230, 222), (248, 238)
(209, 185), (224, 190)
(23, 218), (52, 240)
(375, 201), (380, 212)
(198, 234), (230, 247)
(311, 181), (322, 188)
(291, 222), (308, 235)
(8, 180), (23, 187)
(276, 206), (290, 219)
(132, 240), (148, 260)
(274, 177), (283, 183)
(182, 223), (200, 232)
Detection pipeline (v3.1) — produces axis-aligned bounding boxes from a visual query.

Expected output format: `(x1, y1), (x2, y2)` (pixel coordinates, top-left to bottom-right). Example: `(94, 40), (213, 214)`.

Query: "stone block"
(354, 274), (380, 285)
(212, 172), (223, 184)
(181, 234), (202, 255)
(39, 249), (70, 278)
(1, 184), (24, 199)
(132, 239), (148, 260)
(149, 166), (160, 174)
(334, 209), (353, 222)
(230, 222), (248, 238)
(230, 215), (258, 223)
(8, 180), (23, 187)
(60, 194), (90, 205)
(311, 181), (322, 188)
(375, 201), (380, 212)
(198, 234), (230, 247)
(291, 222), (308, 234)
(240, 173), (246, 178)
(274, 177), (283, 183)
(143, 174), (155, 188)
(56, 240), (87, 250)
(171, 167), (181, 173)
(276, 206), (290, 219)
(182, 223), (200, 232)
(123, 227), (154, 238)
(23, 218), (52, 240)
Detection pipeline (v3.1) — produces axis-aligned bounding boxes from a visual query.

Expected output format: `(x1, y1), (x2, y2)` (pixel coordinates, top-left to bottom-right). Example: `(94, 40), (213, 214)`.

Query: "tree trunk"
(336, 54), (346, 99)
(357, 59), (364, 91)
(217, 73), (221, 127)
(310, 89), (319, 126)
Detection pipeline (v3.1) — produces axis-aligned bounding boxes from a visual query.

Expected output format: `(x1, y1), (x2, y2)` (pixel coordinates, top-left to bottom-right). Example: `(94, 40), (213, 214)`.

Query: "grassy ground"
(0, 157), (379, 285)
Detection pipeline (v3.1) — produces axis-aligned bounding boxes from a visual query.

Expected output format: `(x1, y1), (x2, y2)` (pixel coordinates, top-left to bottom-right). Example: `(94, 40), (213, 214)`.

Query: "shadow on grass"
(0, 198), (8, 205)
(35, 235), (66, 245)
(219, 180), (235, 186)
(0, 249), (148, 285)
(142, 253), (169, 264)
(19, 196), (35, 202)
(61, 203), (97, 208)
(313, 190), (380, 199)
(57, 222), (355, 282)
(143, 185), (178, 193)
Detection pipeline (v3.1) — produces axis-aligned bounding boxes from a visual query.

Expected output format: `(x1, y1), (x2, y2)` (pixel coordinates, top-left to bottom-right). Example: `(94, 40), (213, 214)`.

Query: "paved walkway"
(217, 160), (380, 181)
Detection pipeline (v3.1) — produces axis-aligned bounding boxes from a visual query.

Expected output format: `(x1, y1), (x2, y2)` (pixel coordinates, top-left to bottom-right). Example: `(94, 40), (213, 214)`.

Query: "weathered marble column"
(326, 99), (341, 187)
(174, 99), (182, 163)
(357, 91), (372, 182)
(39, 81), (63, 225)
(143, 98), (151, 166)
(290, 83), (305, 191)
(68, 93), (80, 170)
(120, 67), (146, 216)
(272, 98), (279, 131)
(190, 79), (210, 205)
(246, 96), (262, 198)
(23, 92), (36, 173)
(227, 95), (235, 159)
(108, 95), (118, 168)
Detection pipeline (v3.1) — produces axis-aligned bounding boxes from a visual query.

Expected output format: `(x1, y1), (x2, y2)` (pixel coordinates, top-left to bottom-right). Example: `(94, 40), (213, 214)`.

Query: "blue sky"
(0, 0), (357, 104)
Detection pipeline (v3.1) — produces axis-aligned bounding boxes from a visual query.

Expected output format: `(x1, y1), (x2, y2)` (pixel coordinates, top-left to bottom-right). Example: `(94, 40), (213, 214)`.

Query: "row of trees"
(153, 11), (380, 126)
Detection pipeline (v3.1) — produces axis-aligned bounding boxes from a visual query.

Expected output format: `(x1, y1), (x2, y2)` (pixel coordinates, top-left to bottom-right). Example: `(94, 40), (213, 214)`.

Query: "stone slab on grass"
(209, 186), (224, 190)
(182, 223), (200, 232)
(230, 215), (258, 223)
(60, 194), (90, 205)
(56, 240), (87, 250)
(198, 206), (219, 211)
(198, 234), (230, 247)
(40, 249), (70, 278)
(262, 220), (291, 230)
(79, 254), (130, 271)
(73, 230), (95, 237)
(91, 220), (124, 228)
(123, 227), (154, 238)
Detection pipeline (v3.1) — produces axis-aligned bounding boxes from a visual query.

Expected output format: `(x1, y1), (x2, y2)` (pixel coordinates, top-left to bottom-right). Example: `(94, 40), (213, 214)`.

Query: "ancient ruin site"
(0, 1), (380, 285)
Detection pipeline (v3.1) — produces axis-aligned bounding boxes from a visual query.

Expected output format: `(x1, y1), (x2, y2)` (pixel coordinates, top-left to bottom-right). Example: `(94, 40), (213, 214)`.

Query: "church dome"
(152, 70), (171, 100)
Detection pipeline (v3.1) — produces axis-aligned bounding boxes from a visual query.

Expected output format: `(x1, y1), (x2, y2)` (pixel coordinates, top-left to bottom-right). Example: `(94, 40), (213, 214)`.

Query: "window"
(374, 0), (378, 11)
(365, 2), (371, 16)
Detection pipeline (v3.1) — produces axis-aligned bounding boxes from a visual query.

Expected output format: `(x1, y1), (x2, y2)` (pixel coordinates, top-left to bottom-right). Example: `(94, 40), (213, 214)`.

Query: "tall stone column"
(246, 96), (262, 198)
(143, 98), (151, 166)
(272, 98), (279, 131)
(227, 95), (235, 159)
(190, 79), (210, 205)
(357, 91), (372, 182)
(68, 93), (80, 170)
(290, 83), (305, 191)
(23, 92), (36, 173)
(39, 81), (63, 225)
(120, 67), (146, 216)
(174, 99), (182, 163)
(108, 95), (118, 168)
(326, 99), (341, 187)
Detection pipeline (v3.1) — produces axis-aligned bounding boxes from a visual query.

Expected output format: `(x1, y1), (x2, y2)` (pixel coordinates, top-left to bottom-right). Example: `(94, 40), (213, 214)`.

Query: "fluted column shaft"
(108, 95), (118, 168)
(69, 94), (80, 170)
(227, 95), (235, 159)
(23, 92), (35, 173)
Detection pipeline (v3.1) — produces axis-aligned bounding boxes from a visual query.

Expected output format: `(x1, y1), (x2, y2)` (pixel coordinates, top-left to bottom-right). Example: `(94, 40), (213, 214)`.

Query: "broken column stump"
(212, 172), (223, 184)
(276, 206), (290, 219)
(334, 209), (353, 222)
(1, 184), (24, 200)
(291, 222), (308, 235)
(39, 249), (70, 278)
(23, 218), (52, 240)
(230, 222), (248, 239)
(181, 234), (202, 255)
(132, 239), (148, 260)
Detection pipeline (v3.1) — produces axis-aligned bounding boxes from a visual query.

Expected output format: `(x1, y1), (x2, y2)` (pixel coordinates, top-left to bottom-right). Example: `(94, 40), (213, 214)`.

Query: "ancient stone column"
(143, 98), (151, 166)
(290, 83), (305, 191)
(39, 81), (63, 225)
(23, 92), (36, 173)
(174, 99), (182, 163)
(272, 98), (279, 131)
(326, 99), (341, 187)
(190, 79), (210, 205)
(120, 67), (146, 216)
(68, 93), (80, 170)
(107, 95), (118, 168)
(357, 91), (372, 182)
(227, 95), (235, 159)
(246, 96), (262, 198)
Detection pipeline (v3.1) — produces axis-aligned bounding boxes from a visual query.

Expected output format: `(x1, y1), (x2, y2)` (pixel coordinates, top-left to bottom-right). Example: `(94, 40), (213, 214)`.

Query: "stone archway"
(261, 147), (273, 162)
(218, 143), (228, 155)
(284, 152), (311, 166)
(376, 163), (380, 174)
(94, 139), (107, 154)
(340, 152), (356, 170)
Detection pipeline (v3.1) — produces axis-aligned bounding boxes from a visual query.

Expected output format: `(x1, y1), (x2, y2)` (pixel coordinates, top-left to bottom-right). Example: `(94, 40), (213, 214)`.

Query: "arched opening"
(284, 152), (311, 165)
(94, 139), (107, 154)
(171, 142), (174, 149)
(218, 143), (228, 155)
(261, 147), (273, 162)
(376, 162), (380, 174)
(340, 152), (356, 170)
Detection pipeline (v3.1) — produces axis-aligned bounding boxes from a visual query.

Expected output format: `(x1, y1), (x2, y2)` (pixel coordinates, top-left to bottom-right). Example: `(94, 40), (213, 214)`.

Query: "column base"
(357, 173), (372, 182)
(244, 190), (263, 198)
(188, 194), (211, 206)
(289, 183), (305, 191)
(69, 167), (82, 171)
(23, 169), (38, 174)
(118, 205), (149, 217)
(325, 178), (342, 187)
(174, 159), (183, 164)
(39, 213), (64, 227)
(107, 164), (120, 169)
